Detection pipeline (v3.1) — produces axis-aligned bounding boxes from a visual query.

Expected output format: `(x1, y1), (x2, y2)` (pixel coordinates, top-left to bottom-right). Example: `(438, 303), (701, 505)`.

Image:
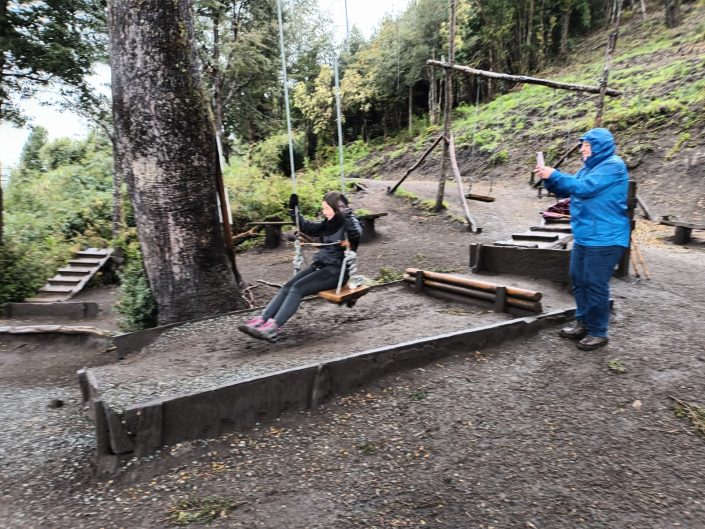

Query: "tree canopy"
(0, 0), (106, 125)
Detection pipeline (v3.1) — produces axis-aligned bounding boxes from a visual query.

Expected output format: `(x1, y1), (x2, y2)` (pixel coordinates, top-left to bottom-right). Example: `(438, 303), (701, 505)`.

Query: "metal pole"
(334, 55), (345, 193)
(276, 0), (296, 193)
(344, 0), (350, 47)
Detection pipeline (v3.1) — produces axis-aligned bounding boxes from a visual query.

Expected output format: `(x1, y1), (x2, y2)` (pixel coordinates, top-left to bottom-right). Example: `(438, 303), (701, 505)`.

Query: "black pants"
(262, 265), (342, 326)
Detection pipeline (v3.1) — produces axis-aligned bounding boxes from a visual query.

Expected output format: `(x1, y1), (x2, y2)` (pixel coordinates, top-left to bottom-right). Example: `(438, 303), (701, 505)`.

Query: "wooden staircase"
(26, 248), (114, 303)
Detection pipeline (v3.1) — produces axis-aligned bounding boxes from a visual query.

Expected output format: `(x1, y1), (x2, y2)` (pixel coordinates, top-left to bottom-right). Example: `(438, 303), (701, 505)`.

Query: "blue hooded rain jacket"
(544, 128), (630, 247)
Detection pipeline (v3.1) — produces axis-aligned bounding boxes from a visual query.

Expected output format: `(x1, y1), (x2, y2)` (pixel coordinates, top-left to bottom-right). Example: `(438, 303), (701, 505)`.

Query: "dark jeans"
(262, 265), (341, 326)
(570, 244), (625, 338)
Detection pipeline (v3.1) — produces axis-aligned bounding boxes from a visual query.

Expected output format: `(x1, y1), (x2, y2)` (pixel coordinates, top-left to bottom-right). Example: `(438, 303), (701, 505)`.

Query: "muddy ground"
(1, 173), (705, 528)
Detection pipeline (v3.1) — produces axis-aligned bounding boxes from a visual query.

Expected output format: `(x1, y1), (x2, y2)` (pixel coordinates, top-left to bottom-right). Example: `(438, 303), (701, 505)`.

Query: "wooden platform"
(26, 248), (113, 303)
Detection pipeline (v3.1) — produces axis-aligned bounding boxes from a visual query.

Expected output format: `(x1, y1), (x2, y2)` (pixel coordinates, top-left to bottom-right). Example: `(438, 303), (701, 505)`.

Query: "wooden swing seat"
(464, 193), (495, 202)
(318, 284), (370, 305)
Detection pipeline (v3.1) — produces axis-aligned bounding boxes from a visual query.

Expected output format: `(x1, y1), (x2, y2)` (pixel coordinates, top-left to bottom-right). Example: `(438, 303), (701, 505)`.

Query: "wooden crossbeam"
(427, 60), (623, 97)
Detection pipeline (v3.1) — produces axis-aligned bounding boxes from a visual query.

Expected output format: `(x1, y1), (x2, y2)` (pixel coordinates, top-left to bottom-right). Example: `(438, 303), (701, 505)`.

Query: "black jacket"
(291, 210), (363, 267)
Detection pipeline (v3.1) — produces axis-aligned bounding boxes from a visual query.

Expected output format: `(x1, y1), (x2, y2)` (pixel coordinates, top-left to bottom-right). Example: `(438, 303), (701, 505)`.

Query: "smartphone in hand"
(536, 151), (545, 168)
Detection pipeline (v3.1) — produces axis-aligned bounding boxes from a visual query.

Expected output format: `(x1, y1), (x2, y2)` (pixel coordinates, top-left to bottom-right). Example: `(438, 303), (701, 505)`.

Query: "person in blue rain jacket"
(534, 127), (630, 351)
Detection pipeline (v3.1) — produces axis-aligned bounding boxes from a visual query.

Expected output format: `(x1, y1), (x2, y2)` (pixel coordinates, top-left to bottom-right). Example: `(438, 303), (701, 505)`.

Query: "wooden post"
(388, 134), (444, 194)
(449, 133), (479, 232)
(214, 148), (241, 284)
(434, 0), (456, 212)
(616, 179), (636, 278)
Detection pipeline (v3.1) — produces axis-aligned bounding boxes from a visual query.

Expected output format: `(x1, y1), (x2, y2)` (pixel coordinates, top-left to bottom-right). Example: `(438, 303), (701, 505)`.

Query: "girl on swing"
(239, 191), (363, 342)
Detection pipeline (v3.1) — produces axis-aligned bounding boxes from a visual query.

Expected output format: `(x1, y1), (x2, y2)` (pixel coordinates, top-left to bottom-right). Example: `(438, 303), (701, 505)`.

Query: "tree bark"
(408, 83), (413, 136)
(109, 0), (243, 325)
(559, 2), (571, 60)
(664, 0), (681, 28)
(435, 0), (457, 212)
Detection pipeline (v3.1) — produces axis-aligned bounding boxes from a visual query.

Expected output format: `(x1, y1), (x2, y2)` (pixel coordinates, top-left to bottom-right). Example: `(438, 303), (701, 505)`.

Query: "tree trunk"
(408, 83), (413, 136)
(559, 3), (571, 60)
(436, 0), (456, 212)
(428, 66), (437, 126)
(664, 0), (681, 28)
(109, 0), (243, 325)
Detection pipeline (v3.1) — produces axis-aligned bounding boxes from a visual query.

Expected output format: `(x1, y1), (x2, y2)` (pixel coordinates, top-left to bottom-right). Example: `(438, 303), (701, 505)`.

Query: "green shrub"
(115, 236), (157, 331)
(250, 131), (306, 176)
(0, 240), (49, 304)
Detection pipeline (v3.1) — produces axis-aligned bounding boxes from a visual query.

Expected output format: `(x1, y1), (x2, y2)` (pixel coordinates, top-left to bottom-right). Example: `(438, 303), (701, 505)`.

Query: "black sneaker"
(577, 335), (609, 351)
(560, 320), (587, 340)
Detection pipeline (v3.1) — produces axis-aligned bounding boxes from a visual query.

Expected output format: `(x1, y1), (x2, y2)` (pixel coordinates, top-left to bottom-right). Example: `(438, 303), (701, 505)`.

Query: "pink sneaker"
(237, 315), (265, 337)
(251, 318), (282, 342)
(245, 315), (265, 327)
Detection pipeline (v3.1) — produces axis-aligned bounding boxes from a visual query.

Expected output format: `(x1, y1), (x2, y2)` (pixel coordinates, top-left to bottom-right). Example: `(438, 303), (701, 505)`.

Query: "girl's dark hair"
(323, 191), (348, 218)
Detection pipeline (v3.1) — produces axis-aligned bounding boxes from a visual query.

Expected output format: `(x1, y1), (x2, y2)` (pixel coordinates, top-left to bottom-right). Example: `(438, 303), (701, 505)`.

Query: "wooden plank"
(530, 226), (572, 233)
(469, 244), (571, 283)
(318, 284), (370, 304)
(511, 233), (560, 242)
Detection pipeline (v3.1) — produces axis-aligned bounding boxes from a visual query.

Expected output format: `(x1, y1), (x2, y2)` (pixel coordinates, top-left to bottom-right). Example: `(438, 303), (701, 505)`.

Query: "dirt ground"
(2, 173), (705, 528)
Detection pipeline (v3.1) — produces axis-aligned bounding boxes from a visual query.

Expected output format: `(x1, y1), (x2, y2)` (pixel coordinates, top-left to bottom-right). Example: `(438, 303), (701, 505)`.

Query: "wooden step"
(511, 233), (559, 242)
(530, 225), (572, 233)
(75, 250), (111, 258)
(493, 240), (540, 248)
(57, 267), (93, 275)
(68, 259), (103, 266)
(26, 247), (113, 303)
(48, 277), (83, 285)
(25, 296), (66, 303)
(38, 286), (74, 294)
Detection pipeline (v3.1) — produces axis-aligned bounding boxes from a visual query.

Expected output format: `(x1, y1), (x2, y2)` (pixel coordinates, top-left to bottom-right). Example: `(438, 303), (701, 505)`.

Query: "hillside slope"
(363, 2), (705, 222)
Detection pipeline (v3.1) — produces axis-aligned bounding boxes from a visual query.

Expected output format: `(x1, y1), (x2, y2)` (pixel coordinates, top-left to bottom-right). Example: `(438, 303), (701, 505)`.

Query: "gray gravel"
(92, 282), (566, 412)
(0, 385), (94, 481)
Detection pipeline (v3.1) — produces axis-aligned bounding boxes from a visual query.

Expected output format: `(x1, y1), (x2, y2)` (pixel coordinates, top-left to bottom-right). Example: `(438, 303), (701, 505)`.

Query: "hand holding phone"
(536, 151), (545, 168)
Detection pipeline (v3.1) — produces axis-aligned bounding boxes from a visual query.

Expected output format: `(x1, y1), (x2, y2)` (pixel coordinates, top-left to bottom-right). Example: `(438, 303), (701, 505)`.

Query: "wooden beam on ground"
(427, 60), (623, 97)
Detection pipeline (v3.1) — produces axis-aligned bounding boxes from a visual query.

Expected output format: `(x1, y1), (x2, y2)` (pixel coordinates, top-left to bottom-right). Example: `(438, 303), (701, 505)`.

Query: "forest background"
(1, 0), (703, 329)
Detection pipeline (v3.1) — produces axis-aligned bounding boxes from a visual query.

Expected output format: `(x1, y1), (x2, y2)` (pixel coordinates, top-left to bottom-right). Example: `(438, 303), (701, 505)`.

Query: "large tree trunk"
(109, 0), (243, 324)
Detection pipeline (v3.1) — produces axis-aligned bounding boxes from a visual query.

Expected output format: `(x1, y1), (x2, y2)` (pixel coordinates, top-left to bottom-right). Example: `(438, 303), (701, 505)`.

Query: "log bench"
(660, 217), (705, 244)
(357, 212), (388, 242)
(247, 221), (293, 249)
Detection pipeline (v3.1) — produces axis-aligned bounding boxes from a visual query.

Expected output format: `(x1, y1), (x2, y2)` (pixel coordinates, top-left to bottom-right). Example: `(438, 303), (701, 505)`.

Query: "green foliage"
(224, 146), (353, 235)
(375, 266), (404, 283)
(0, 240), (53, 304)
(394, 188), (418, 202)
(249, 131), (306, 177)
(19, 126), (48, 171)
(1, 0), (106, 125)
(114, 235), (157, 332)
(672, 398), (705, 437)
(168, 496), (244, 526)
(3, 132), (114, 305)
(606, 359), (627, 374)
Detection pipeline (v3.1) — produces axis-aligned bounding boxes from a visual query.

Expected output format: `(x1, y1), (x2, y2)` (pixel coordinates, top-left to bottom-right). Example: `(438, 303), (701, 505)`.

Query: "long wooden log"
(405, 268), (542, 301)
(402, 275), (542, 312)
(387, 134), (444, 195)
(427, 60), (622, 97)
(448, 133), (478, 232)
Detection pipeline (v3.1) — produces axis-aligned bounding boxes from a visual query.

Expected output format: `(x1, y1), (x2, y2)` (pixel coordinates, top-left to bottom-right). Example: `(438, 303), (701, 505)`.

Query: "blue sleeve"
(546, 160), (625, 199)
(543, 170), (572, 198)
